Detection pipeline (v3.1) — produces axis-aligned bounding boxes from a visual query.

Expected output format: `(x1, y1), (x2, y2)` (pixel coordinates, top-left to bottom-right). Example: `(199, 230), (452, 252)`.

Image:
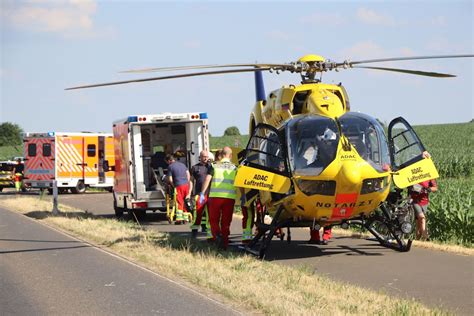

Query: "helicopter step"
(245, 205), (286, 259)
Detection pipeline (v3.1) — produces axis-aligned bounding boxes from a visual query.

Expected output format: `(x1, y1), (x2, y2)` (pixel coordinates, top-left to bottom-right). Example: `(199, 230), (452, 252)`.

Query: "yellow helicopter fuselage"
(249, 82), (350, 134)
(243, 78), (391, 224)
(258, 140), (391, 223)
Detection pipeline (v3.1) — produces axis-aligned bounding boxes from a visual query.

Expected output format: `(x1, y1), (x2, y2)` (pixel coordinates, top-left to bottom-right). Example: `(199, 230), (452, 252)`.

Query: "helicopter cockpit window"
(287, 115), (340, 176)
(339, 113), (390, 172)
(245, 127), (287, 175)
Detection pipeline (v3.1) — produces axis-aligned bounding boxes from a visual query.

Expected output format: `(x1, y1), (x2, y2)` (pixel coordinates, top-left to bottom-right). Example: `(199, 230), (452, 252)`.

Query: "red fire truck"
(112, 112), (210, 217)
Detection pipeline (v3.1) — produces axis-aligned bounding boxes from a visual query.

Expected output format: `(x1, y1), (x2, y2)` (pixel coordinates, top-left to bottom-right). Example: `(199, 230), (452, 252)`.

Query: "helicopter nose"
(340, 161), (361, 185)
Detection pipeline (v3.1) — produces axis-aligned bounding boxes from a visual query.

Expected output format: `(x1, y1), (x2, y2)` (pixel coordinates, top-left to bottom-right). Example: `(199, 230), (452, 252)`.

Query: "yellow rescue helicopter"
(67, 53), (473, 258)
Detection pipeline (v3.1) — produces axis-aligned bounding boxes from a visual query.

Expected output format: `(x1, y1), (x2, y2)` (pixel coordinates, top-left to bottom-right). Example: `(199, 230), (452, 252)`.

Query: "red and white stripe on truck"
(24, 136), (55, 182)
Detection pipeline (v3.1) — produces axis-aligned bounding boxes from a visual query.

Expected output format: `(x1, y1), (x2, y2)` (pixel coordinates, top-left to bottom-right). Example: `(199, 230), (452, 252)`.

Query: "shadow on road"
(0, 245), (90, 254)
(0, 238), (80, 243)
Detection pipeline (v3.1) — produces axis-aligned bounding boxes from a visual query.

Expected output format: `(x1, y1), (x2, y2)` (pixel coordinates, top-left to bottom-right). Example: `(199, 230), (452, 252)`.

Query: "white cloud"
(299, 12), (345, 26)
(356, 7), (396, 27)
(339, 40), (388, 60)
(1, 0), (113, 39)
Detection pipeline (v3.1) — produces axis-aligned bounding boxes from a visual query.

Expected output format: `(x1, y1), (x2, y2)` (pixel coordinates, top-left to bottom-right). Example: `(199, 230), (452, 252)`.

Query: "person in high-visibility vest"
(200, 147), (244, 250)
(165, 154), (190, 224)
(13, 158), (24, 193)
(187, 150), (212, 237)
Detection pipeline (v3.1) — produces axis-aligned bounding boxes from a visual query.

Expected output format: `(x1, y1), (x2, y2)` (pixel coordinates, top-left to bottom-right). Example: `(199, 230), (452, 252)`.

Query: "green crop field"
(412, 122), (473, 246)
(0, 145), (22, 161)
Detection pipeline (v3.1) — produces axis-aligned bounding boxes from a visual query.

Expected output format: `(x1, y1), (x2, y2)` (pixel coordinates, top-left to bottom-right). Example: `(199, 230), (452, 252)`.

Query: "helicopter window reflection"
(390, 122), (424, 168)
(339, 113), (390, 172)
(287, 115), (340, 176)
(246, 127), (287, 175)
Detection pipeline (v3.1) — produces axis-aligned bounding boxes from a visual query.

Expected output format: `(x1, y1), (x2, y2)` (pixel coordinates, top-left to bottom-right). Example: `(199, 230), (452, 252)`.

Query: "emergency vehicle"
(112, 112), (209, 217)
(23, 132), (115, 193)
(0, 160), (16, 192)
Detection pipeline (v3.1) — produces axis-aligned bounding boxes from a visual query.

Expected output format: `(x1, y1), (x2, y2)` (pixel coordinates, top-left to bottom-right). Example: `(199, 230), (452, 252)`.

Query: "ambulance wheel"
(47, 188), (53, 195)
(71, 181), (86, 194)
(0, 187), (3, 192)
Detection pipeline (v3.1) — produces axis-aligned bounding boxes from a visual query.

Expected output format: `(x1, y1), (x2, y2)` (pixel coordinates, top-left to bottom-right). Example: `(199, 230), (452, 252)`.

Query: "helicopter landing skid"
(352, 203), (413, 252)
(245, 205), (286, 259)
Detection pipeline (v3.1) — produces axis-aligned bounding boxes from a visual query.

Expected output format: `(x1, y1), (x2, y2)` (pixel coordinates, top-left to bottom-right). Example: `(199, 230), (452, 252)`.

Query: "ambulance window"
(171, 125), (185, 134)
(87, 144), (96, 157)
(43, 143), (51, 157)
(28, 144), (36, 157)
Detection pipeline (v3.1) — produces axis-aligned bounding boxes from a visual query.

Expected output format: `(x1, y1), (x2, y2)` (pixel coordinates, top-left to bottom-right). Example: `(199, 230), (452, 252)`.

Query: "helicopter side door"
(234, 124), (291, 194)
(388, 117), (439, 188)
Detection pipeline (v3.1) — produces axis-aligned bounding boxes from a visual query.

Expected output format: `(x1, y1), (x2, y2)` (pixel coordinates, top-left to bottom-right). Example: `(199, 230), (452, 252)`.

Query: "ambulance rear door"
(24, 135), (55, 187)
(185, 120), (209, 168)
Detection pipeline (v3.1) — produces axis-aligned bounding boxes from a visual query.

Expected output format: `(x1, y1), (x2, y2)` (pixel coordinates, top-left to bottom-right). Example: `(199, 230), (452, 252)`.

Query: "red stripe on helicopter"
(331, 193), (358, 219)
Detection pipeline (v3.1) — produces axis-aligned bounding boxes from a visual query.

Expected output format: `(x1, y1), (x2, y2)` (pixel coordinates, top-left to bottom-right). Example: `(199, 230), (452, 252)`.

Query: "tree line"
(0, 122), (23, 147)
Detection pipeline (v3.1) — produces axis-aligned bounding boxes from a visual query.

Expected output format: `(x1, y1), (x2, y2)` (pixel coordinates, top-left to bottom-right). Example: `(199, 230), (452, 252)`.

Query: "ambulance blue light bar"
(128, 116), (138, 122)
(199, 112), (208, 119)
(47, 132), (55, 137)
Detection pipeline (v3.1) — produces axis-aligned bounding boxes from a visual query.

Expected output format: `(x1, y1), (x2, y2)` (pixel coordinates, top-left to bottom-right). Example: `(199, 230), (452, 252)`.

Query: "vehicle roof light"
(200, 112), (208, 119)
(128, 116), (138, 122)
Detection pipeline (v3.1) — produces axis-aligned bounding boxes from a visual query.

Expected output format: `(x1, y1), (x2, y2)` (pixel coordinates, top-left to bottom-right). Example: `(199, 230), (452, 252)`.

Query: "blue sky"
(1, 0), (473, 136)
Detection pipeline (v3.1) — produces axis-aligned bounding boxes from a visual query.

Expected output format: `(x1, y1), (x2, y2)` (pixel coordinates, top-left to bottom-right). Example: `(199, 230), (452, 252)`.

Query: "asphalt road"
(2, 190), (473, 315)
(0, 205), (241, 315)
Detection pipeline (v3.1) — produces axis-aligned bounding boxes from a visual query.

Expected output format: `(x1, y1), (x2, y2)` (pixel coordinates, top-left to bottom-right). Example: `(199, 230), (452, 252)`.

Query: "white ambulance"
(112, 112), (210, 217)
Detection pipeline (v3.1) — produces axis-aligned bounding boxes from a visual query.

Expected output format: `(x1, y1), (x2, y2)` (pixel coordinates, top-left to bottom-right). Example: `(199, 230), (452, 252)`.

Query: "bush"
(224, 126), (241, 136)
(0, 122), (23, 147)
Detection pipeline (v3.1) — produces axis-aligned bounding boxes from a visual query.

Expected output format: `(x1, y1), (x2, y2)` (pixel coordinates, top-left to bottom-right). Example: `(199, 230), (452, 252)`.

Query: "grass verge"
(2, 196), (449, 315)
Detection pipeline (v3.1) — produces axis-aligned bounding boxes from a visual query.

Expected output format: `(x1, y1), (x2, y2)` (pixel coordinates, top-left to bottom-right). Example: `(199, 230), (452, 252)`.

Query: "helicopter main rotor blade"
(352, 65), (456, 77)
(341, 54), (474, 66)
(120, 63), (288, 73)
(66, 67), (273, 90)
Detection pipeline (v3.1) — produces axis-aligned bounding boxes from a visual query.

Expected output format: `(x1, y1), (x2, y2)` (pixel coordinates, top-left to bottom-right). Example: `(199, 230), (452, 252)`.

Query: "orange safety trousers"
(310, 226), (332, 241)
